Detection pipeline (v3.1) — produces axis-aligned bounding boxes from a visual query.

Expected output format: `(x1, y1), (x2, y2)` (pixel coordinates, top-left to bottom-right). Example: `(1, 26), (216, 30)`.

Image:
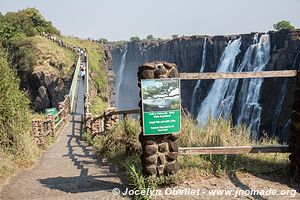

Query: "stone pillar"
(104, 107), (118, 133)
(137, 61), (180, 176)
(31, 119), (45, 145)
(290, 72), (300, 178)
(46, 115), (55, 137)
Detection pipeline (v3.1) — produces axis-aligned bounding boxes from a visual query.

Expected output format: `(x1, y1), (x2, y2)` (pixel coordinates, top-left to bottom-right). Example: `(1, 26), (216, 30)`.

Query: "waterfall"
(236, 34), (270, 136)
(191, 38), (207, 115)
(222, 33), (259, 117)
(196, 37), (242, 124)
(115, 47), (128, 109)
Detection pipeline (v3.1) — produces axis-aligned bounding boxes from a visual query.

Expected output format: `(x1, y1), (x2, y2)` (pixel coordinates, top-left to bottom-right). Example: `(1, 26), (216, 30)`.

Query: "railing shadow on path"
(38, 114), (124, 193)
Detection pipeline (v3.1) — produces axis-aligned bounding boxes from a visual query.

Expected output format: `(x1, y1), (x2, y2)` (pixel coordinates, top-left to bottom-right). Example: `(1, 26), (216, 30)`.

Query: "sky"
(1, 0), (300, 41)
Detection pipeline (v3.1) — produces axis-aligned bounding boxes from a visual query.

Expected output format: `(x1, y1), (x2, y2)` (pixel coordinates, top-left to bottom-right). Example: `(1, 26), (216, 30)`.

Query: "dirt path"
(0, 78), (127, 200)
(154, 174), (300, 200)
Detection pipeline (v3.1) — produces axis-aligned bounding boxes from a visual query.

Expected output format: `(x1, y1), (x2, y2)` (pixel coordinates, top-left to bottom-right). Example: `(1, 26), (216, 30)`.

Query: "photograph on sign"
(141, 78), (181, 135)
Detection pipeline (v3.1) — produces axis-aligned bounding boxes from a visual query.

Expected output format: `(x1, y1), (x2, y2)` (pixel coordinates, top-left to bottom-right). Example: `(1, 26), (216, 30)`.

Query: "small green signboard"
(45, 108), (59, 123)
(141, 78), (181, 135)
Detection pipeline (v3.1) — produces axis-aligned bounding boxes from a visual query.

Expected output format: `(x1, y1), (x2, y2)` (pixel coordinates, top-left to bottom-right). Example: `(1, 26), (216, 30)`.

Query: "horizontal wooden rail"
(107, 109), (140, 116)
(178, 145), (290, 155)
(180, 70), (297, 80)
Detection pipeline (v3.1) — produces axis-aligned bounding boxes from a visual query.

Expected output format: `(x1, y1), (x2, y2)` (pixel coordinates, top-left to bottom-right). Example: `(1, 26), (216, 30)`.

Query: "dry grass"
(85, 114), (291, 185)
(180, 114), (254, 147)
(32, 36), (75, 76)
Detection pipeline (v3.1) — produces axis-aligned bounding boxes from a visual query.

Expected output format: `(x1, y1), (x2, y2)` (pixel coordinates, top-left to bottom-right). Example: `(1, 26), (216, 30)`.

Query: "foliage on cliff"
(0, 47), (39, 182)
(7, 35), (75, 76)
(273, 20), (295, 31)
(0, 8), (59, 47)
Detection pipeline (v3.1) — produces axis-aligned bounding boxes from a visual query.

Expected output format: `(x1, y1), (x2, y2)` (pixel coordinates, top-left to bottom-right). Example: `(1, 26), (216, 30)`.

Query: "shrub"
(0, 47), (39, 160)
(273, 20), (295, 31)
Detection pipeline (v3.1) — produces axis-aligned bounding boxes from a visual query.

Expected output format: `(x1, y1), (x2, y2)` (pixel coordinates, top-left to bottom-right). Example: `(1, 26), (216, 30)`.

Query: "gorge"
(111, 29), (300, 142)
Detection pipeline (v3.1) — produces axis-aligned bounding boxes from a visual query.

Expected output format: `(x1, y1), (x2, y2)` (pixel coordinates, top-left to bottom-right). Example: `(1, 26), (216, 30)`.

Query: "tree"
(99, 38), (108, 44)
(129, 36), (140, 42)
(143, 80), (179, 99)
(273, 20), (295, 31)
(172, 34), (179, 39)
(146, 35), (154, 40)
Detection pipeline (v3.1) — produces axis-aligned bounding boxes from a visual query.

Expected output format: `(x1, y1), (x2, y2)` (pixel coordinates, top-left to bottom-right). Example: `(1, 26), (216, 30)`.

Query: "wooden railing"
(32, 95), (70, 144)
(81, 69), (298, 155)
(178, 145), (291, 155)
(179, 70), (297, 80)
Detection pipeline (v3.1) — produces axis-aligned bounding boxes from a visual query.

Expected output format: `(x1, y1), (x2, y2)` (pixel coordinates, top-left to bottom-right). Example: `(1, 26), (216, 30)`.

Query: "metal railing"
(85, 54), (89, 94)
(69, 56), (81, 112)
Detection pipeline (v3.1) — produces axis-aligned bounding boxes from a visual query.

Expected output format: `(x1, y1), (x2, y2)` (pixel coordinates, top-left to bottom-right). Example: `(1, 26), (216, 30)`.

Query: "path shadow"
(38, 114), (126, 193)
(236, 156), (300, 193)
(228, 172), (267, 200)
(39, 175), (122, 193)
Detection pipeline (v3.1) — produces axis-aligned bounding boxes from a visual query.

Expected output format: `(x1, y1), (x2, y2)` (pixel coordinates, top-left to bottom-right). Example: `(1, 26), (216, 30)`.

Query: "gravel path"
(0, 77), (127, 200)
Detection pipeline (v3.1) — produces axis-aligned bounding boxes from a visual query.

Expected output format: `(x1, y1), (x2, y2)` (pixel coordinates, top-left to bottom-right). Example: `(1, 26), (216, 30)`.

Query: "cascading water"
(236, 34), (270, 136)
(191, 38), (207, 115)
(222, 34), (259, 116)
(196, 37), (242, 124)
(115, 46), (128, 109)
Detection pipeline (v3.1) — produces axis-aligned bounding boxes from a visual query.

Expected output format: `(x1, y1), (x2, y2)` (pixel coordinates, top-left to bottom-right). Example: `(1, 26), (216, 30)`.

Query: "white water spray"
(115, 47), (128, 109)
(196, 37), (242, 124)
(191, 38), (207, 114)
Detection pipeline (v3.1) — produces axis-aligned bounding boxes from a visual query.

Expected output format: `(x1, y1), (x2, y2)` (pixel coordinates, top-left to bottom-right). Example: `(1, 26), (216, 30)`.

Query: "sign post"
(141, 78), (181, 135)
(138, 61), (181, 176)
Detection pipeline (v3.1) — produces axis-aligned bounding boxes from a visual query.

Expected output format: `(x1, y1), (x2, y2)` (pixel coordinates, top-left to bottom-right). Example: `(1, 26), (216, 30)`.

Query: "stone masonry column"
(138, 61), (180, 176)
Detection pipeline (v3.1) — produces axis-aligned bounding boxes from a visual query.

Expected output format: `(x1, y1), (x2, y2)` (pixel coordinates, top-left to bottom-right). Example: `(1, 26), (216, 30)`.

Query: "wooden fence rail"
(178, 145), (290, 155)
(180, 70), (297, 80)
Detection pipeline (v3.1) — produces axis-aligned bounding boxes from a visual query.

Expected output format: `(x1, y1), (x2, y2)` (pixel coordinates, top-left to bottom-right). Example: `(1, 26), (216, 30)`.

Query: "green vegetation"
(0, 8), (75, 184)
(8, 35), (75, 76)
(0, 47), (40, 183)
(61, 36), (108, 114)
(172, 34), (179, 39)
(130, 36), (141, 43)
(98, 38), (109, 44)
(273, 20), (295, 31)
(146, 35), (154, 40)
(0, 8), (59, 47)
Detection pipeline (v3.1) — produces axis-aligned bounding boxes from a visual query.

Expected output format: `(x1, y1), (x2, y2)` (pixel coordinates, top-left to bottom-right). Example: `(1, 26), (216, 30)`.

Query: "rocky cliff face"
(111, 29), (300, 141)
(19, 69), (72, 112)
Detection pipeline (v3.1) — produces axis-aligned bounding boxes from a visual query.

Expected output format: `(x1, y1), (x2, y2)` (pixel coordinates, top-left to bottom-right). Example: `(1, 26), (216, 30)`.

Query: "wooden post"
(138, 61), (180, 176)
(290, 72), (300, 178)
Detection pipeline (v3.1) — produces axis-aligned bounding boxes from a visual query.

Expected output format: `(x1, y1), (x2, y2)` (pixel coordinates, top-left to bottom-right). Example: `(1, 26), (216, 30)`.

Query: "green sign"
(141, 78), (181, 135)
(45, 108), (59, 123)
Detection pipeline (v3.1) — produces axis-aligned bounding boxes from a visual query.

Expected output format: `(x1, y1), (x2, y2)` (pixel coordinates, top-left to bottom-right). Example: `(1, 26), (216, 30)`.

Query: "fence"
(86, 69), (298, 155)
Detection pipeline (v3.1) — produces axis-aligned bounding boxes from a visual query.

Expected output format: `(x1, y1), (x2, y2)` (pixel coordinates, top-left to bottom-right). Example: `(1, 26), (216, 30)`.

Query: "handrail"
(178, 145), (290, 155)
(107, 109), (140, 116)
(180, 70), (297, 80)
(85, 54), (89, 94)
(69, 56), (81, 112)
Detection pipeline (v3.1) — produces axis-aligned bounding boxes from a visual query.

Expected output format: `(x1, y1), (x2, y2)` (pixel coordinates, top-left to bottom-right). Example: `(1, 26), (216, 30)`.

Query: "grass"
(83, 114), (293, 199)
(32, 36), (75, 76)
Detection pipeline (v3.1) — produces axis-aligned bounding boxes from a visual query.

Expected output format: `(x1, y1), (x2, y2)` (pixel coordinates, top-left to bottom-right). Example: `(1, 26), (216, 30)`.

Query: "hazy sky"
(1, 0), (299, 41)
